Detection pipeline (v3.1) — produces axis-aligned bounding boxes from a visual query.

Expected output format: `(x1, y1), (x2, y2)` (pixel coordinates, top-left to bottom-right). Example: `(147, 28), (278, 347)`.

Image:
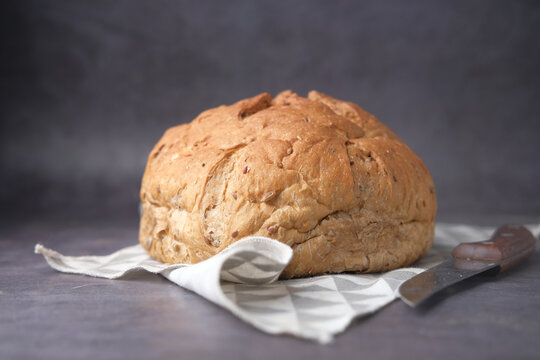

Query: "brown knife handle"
(451, 225), (536, 273)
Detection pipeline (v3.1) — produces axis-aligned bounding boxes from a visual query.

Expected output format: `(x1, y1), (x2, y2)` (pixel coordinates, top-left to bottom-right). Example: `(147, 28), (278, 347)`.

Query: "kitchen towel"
(34, 223), (540, 344)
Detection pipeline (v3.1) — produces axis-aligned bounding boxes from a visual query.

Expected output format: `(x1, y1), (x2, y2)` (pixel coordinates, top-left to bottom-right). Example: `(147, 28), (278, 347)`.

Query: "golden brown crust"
(139, 90), (437, 278)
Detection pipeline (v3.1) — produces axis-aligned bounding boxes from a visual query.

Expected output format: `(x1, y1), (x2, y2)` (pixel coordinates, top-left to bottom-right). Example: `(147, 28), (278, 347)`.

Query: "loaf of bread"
(139, 90), (437, 278)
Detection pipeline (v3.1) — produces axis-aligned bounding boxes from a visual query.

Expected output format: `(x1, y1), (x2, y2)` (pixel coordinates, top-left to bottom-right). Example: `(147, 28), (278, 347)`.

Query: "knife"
(398, 224), (536, 307)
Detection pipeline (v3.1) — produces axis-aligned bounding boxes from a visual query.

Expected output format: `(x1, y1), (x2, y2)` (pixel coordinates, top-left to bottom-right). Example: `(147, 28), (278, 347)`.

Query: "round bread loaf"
(139, 90), (437, 278)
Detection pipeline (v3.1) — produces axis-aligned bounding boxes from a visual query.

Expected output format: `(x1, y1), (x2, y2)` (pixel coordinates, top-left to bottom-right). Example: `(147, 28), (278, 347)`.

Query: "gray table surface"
(1, 215), (539, 360)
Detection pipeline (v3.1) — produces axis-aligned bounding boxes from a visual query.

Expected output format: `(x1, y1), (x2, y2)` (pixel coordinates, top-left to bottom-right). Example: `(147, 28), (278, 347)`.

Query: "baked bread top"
(139, 90), (437, 278)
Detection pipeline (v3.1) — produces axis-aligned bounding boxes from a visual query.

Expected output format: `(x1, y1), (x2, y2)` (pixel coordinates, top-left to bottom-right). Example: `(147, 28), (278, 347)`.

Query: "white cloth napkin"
(35, 223), (540, 344)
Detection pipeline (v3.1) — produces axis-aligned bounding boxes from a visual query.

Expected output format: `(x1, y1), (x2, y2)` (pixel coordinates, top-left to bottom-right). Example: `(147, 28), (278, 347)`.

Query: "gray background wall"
(1, 0), (539, 224)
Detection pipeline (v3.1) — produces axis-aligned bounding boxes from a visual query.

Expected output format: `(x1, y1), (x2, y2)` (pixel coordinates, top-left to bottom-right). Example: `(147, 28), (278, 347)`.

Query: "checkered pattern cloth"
(35, 223), (540, 344)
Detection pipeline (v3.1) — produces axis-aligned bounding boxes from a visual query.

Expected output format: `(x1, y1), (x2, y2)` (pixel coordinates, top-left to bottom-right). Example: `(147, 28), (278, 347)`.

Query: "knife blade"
(399, 224), (536, 307)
